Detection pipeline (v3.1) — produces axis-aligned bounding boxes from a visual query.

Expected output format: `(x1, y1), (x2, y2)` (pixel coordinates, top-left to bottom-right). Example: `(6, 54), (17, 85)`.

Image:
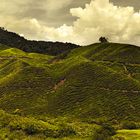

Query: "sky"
(0, 0), (140, 46)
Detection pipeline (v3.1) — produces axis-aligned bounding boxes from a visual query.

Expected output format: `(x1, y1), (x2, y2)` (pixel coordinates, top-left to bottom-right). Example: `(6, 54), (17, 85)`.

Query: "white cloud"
(69, 0), (140, 45)
(1, 0), (140, 46)
(43, 0), (140, 45)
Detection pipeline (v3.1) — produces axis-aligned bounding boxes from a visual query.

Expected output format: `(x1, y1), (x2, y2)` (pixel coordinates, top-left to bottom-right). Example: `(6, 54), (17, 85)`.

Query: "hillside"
(0, 42), (140, 120)
(0, 42), (140, 139)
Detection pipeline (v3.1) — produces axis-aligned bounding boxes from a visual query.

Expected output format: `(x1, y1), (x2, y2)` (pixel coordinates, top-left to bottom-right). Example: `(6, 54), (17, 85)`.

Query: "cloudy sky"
(0, 0), (140, 45)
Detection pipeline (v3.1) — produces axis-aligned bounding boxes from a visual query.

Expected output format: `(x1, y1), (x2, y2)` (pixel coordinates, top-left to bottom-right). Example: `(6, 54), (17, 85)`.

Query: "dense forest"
(0, 27), (79, 55)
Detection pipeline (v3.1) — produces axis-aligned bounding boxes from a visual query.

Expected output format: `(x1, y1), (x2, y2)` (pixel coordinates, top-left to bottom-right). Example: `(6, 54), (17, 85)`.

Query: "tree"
(99, 37), (108, 43)
(0, 27), (5, 30)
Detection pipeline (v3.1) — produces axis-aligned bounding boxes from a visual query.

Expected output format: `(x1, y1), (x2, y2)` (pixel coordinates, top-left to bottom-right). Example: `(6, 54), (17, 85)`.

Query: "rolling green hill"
(0, 42), (140, 139)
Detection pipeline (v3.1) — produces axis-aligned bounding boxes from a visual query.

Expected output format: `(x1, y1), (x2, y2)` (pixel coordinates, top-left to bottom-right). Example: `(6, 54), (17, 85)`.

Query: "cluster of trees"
(0, 27), (79, 56)
(0, 27), (110, 55)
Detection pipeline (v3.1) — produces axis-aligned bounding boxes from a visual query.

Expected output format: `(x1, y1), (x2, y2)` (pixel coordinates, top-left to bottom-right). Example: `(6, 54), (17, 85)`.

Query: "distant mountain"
(0, 27), (79, 55)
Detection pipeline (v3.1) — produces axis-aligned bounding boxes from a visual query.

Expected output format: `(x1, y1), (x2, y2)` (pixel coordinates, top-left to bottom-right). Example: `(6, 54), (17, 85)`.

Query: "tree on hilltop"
(99, 37), (108, 43)
(0, 27), (5, 30)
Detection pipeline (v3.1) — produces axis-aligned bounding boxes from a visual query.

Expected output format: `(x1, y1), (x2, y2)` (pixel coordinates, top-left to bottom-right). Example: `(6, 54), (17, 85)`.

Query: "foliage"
(92, 123), (116, 140)
(99, 37), (108, 43)
(0, 110), (111, 139)
(0, 28), (79, 55)
(121, 121), (137, 130)
(0, 110), (78, 139)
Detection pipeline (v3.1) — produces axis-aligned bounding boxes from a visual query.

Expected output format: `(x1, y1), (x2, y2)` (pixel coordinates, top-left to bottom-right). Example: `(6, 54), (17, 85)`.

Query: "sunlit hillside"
(0, 42), (140, 139)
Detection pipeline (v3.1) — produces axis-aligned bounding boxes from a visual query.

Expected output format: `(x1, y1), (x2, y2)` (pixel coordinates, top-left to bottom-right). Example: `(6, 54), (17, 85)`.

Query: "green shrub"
(0, 110), (12, 128)
(43, 128), (57, 138)
(122, 121), (137, 129)
(92, 124), (116, 140)
(24, 124), (39, 135)
(57, 124), (76, 137)
(92, 132), (106, 140)
(102, 123), (116, 136)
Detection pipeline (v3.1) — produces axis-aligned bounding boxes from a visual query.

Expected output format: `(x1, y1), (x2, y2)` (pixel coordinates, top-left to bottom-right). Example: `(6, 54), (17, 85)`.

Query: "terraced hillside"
(0, 42), (140, 123)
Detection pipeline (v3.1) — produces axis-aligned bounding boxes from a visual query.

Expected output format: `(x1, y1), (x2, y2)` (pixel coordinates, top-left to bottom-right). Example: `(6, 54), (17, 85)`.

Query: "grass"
(113, 129), (140, 140)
